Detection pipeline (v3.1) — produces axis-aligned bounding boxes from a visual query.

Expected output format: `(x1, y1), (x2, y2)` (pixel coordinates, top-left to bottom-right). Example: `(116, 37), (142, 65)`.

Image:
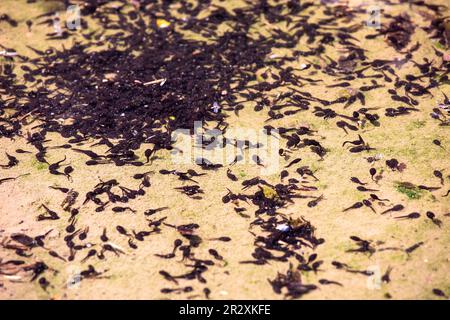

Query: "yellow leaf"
(262, 186), (278, 199)
(156, 19), (170, 28)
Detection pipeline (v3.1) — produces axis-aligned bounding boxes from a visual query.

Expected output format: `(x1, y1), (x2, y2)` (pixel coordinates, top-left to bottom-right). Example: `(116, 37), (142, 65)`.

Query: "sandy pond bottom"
(0, 0), (449, 299)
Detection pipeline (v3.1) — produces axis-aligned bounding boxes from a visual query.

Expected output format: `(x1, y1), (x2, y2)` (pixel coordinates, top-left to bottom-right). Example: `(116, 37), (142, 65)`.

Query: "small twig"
(142, 78), (167, 86)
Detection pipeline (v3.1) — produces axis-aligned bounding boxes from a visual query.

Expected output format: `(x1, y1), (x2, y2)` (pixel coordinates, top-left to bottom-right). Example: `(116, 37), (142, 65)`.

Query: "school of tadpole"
(0, 0), (449, 299)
